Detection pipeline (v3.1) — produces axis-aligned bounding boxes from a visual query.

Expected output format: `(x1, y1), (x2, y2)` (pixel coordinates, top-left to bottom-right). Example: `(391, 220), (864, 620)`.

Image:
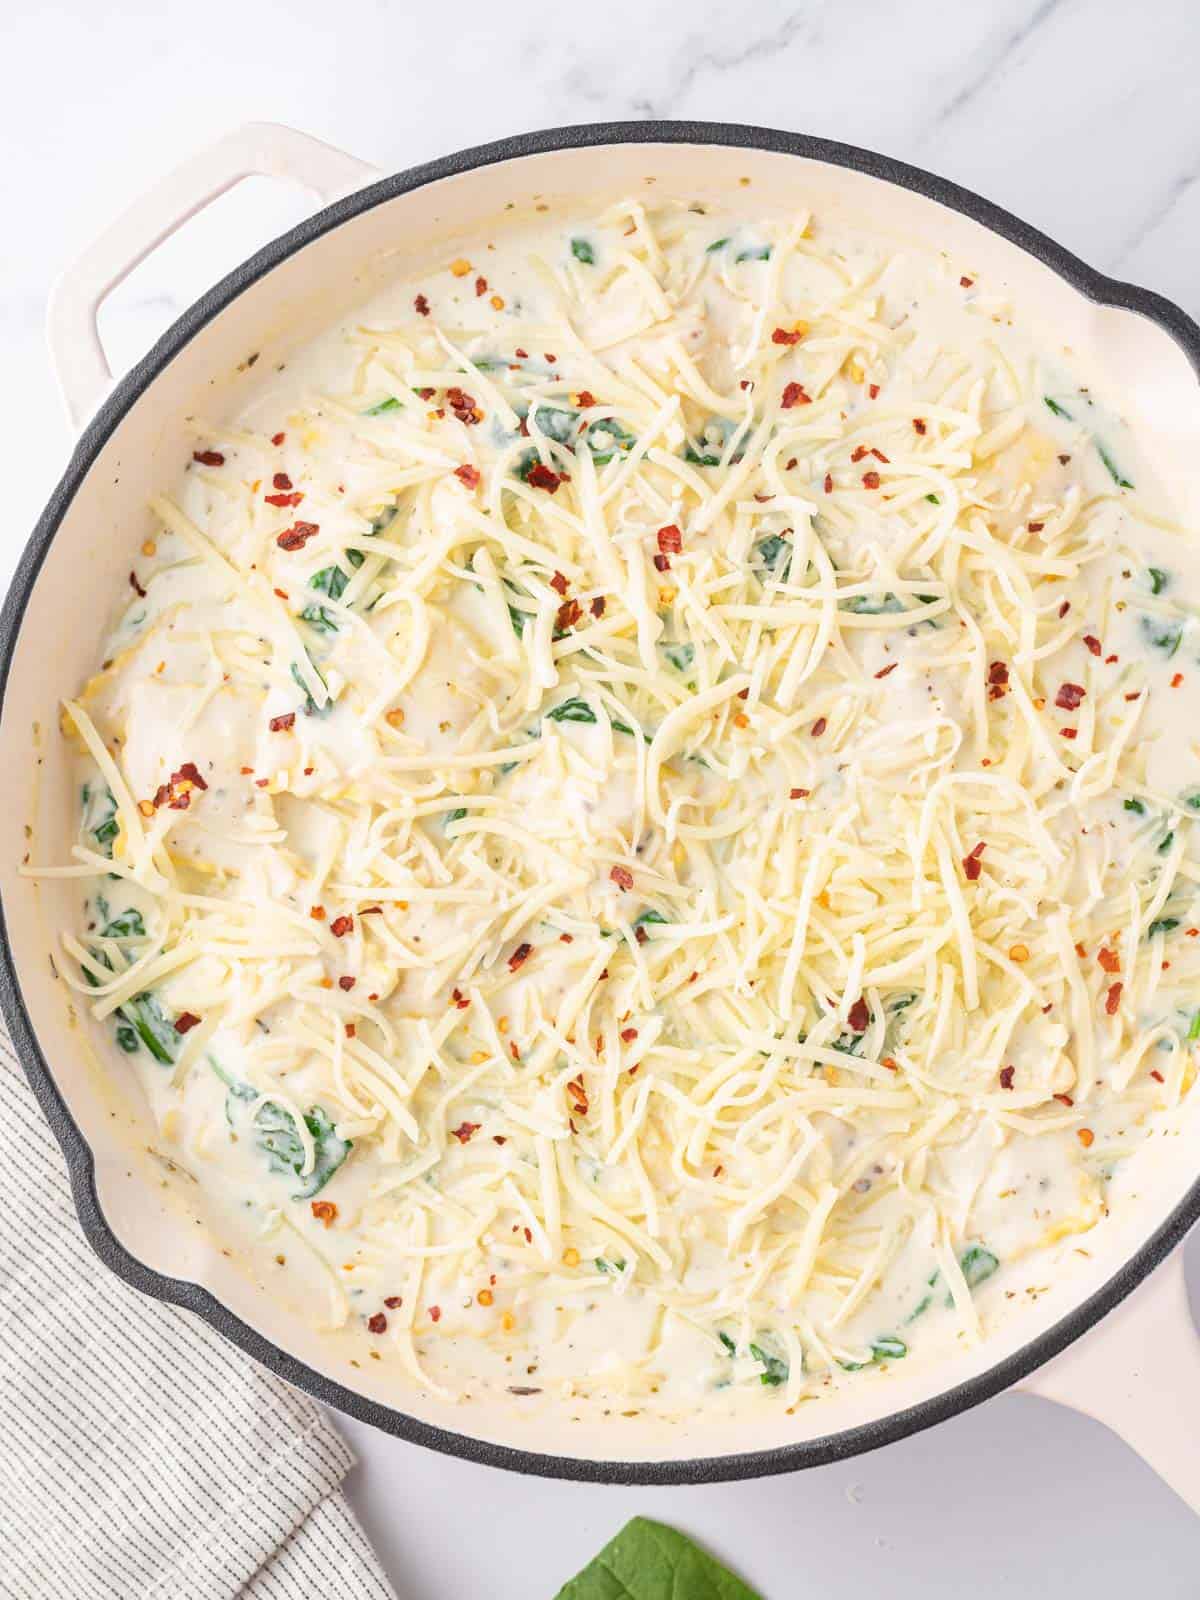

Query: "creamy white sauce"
(50, 195), (1200, 1418)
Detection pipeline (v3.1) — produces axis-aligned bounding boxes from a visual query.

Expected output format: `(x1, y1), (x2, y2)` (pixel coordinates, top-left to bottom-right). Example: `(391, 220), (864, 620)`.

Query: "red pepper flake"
(451, 1121), (480, 1144)
(1055, 682), (1086, 710)
(1151, 1069), (1165, 1083)
(277, 521), (319, 552)
(451, 987), (470, 1009)
(610, 865), (634, 892)
(446, 386), (481, 425)
(789, 787), (810, 799)
(526, 462), (562, 493)
(590, 596), (606, 618)
(384, 1295), (403, 1309)
(1058, 600), (1071, 618)
(172, 762), (207, 793)
(811, 716), (827, 738)
(269, 712), (296, 733)
(566, 1075), (589, 1115)
(868, 384), (880, 399)
(771, 326), (804, 345)
(271, 431), (286, 446)
(273, 472), (293, 491)
(1172, 671), (1184, 688)
(310, 905), (326, 922)
(875, 662), (898, 679)
(847, 997), (870, 1033)
(1054, 1092), (1074, 1107)
(338, 975), (356, 991)
(429, 1305), (442, 1322)
(130, 571), (147, 598)
(1060, 727), (1078, 740)
(508, 942), (532, 972)
(823, 472), (833, 494)
(311, 1200), (337, 1227)
(414, 294), (430, 316)
(577, 390), (597, 409)
(657, 524), (683, 554)
(620, 1027), (638, 1043)
(415, 387), (435, 401)
(174, 1011), (201, 1035)
(265, 491), (303, 508)
(330, 915), (354, 938)
(367, 1312), (387, 1334)
(912, 418), (927, 435)
(653, 553), (671, 572)
(255, 778), (269, 789)
(780, 381), (811, 409)
(1105, 982), (1123, 1015)
(960, 275), (974, 288)
(1097, 948), (1120, 973)
(988, 661), (1009, 687)
(1124, 691), (1142, 701)
(555, 598), (582, 632)
(963, 842), (986, 881)
(193, 449), (224, 467)
(870, 448), (890, 463)
(475, 275), (488, 296)
(272, 587), (287, 600)
(862, 470), (881, 489)
(454, 463), (481, 489)
(850, 445), (869, 463)
(514, 347), (528, 359)
(550, 571), (569, 595)
(1083, 634), (1102, 656)
(344, 1023), (356, 1038)
(999, 1065), (1015, 1090)
(785, 456), (798, 470)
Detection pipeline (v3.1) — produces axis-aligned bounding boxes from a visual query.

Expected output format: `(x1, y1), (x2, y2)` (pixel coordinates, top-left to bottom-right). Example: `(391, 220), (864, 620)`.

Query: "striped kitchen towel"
(0, 1030), (398, 1599)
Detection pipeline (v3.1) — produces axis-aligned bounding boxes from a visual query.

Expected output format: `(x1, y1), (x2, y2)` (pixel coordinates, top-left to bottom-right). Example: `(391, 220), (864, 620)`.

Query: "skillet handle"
(46, 121), (380, 428)
(1016, 1247), (1200, 1513)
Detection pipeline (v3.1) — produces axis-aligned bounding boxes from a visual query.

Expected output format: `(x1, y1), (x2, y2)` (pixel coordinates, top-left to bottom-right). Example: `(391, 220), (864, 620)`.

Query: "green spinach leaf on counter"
(554, 1517), (762, 1600)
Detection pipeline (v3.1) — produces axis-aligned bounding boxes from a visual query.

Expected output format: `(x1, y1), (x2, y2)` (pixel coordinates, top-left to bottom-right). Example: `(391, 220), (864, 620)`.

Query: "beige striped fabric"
(0, 1033), (398, 1599)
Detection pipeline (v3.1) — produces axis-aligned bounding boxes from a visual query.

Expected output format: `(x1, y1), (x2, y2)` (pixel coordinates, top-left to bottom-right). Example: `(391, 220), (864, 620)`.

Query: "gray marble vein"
(929, 0), (1067, 129)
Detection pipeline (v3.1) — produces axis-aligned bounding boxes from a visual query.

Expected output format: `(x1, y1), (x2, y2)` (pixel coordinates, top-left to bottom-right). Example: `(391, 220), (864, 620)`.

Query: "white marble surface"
(6, 0), (1200, 1593)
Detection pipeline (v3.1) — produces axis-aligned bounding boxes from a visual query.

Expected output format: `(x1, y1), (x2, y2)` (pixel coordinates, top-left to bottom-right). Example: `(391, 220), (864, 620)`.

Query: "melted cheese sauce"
(42, 195), (1200, 1417)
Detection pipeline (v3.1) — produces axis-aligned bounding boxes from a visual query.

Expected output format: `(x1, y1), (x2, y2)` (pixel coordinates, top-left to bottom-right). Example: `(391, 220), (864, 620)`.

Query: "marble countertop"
(5, 0), (1200, 1593)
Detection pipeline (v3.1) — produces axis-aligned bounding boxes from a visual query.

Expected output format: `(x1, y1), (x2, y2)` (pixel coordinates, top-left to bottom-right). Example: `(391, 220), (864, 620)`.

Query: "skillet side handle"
(1017, 1248), (1200, 1514)
(46, 122), (381, 428)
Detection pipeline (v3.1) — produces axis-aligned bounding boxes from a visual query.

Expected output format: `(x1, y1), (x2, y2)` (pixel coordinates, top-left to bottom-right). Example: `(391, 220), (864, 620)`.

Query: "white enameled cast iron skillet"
(4, 120), (1200, 1492)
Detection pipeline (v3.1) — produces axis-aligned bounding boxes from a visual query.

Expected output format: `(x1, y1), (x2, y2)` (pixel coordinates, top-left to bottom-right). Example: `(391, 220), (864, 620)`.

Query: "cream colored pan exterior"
(4, 121), (1200, 1491)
